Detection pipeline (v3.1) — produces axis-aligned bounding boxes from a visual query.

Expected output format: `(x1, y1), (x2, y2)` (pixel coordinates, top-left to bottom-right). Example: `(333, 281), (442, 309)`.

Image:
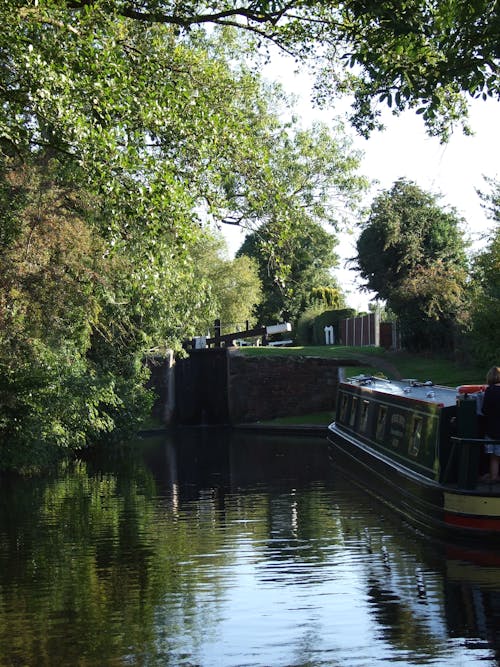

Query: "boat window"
(349, 398), (358, 427)
(339, 394), (349, 422)
(360, 400), (370, 431)
(408, 416), (423, 457)
(376, 406), (388, 440)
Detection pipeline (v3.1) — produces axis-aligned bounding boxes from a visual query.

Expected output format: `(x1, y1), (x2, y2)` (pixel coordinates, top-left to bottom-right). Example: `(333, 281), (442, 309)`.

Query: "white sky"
(222, 58), (500, 311)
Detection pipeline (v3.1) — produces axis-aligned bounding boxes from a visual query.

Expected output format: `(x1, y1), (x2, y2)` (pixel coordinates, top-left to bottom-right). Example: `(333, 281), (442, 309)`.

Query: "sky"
(222, 59), (500, 311)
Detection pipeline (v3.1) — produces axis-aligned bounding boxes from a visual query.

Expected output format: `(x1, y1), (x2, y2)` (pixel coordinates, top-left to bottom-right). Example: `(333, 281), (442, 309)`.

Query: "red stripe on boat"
(445, 513), (500, 532)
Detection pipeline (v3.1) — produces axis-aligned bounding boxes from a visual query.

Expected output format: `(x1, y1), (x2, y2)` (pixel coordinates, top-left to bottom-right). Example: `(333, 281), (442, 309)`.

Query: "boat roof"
(340, 375), (460, 408)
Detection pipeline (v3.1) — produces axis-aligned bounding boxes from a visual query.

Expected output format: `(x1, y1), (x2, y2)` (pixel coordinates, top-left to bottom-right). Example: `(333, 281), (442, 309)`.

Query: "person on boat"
(481, 365), (500, 482)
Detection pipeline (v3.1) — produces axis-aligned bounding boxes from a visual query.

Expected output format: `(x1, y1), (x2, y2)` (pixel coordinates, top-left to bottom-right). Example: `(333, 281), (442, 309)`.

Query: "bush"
(296, 307), (356, 345)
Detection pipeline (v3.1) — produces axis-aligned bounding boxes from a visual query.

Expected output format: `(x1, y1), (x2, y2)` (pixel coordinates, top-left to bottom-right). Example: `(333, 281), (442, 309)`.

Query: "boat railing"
(451, 437), (500, 446)
(443, 436), (500, 489)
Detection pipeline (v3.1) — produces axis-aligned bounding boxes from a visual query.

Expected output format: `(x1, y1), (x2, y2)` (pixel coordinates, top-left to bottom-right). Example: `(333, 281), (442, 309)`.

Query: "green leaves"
(313, 0), (498, 139)
(3, 0), (496, 166)
(1, 22), (363, 469)
(469, 178), (500, 365)
(356, 179), (469, 351)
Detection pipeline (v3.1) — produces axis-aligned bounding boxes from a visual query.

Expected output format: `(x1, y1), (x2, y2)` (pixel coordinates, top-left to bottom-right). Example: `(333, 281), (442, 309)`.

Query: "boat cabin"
(334, 376), (484, 488)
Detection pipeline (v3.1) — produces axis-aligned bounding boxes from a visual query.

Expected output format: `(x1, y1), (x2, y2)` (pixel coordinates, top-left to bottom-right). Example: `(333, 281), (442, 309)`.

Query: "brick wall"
(228, 354), (351, 423)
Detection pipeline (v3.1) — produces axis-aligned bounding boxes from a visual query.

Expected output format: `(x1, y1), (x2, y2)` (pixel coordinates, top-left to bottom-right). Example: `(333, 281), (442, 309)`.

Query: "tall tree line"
(355, 178), (500, 358)
(0, 11), (365, 470)
(1, 1), (497, 470)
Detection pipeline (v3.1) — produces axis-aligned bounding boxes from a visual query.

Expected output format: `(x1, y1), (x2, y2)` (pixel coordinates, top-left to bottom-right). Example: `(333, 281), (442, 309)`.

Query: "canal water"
(1, 429), (499, 667)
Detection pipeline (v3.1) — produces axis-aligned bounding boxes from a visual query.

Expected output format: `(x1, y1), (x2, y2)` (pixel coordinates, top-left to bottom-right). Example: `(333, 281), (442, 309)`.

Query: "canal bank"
(146, 345), (484, 432)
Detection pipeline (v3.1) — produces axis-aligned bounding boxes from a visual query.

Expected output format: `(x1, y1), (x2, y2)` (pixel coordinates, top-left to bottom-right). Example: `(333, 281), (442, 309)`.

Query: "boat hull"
(328, 422), (500, 542)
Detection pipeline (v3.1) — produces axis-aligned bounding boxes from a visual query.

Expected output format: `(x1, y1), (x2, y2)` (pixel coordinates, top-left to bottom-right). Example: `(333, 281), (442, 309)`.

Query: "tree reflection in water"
(0, 428), (498, 666)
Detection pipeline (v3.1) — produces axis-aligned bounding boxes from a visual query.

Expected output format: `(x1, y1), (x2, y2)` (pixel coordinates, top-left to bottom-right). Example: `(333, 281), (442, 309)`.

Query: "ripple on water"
(1, 437), (499, 667)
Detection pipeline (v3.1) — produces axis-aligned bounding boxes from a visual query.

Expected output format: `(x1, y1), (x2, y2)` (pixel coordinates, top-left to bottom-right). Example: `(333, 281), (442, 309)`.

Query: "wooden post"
(214, 319), (221, 348)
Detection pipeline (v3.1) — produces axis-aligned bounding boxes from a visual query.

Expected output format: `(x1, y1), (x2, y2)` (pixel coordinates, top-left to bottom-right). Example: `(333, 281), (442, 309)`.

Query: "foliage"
(295, 303), (331, 346)
(355, 179), (469, 352)
(296, 307), (356, 345)
(189, 230), (262, 332)
(309, 286), (345, 309)
(369, 302), (397, 323)
(0, 16), (369, 470)
(0, 8), (366, 239)
(312, 0), (499, 140)
(234, 120), (369, 326)
(469, 178), (500, 367)
(3, 0), (492, 468)
(238, 219), (338, 325)
(234, 121), (366, 324)
(0, 162), (154, 470)
(478, 176), (500, 224)
(6, 1), (497, 143)
(314, 308), (357, 345)
(296, 286), (347, 345)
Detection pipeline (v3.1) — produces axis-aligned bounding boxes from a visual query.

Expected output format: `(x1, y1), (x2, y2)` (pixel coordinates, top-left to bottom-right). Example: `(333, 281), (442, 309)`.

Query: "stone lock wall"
(228, 354), (343, 423)
(149, 349), (361, 425)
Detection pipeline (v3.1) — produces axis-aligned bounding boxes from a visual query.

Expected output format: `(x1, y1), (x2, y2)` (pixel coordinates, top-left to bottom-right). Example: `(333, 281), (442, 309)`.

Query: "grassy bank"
(238, 345), (485, 387)
(236, 346), (485, 426)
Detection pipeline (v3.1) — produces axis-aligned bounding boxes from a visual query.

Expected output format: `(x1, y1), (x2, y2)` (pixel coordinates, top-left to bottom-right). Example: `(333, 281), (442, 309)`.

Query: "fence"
(340, 312), (379, 346)
(340, 313), (400, 349)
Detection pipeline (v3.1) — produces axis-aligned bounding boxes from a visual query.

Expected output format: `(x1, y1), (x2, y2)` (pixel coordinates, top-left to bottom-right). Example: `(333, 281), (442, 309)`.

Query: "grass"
(240, 345), (486, 427)
(237, 345), (485, 387)
(386, 351), (484, 386)
(239, 345), (387, 359)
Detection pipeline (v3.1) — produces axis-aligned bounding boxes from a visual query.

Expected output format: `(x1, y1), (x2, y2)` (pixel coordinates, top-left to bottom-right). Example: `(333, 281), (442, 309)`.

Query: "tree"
(469, 178), (500, 366)
(478, 176), (500, 225)
(309, 286), (345, 310)
(189, 230), (262, 332)
(355, 179), (469, 351)
(233, 119), (365, 325)
(0, 25), (367, 470)
(238, 218), (339, 325)
(4, 1), (496, 146)
(1, 13), (365, 301)
(0, 161), (140, 470)
(311, 0), (500, 140)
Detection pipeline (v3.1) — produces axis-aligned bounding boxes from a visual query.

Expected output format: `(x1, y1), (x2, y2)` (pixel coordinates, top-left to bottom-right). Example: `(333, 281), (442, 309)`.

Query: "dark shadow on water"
(85, 426), (336, 497)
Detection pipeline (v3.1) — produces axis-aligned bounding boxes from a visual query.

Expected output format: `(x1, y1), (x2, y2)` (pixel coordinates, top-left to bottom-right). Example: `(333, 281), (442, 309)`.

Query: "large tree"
(3, 1), (497, 145)
(234, 120), (365, 325)
(238, 218), (339, 325)
(3, 0), (494, 467)
(232, 121), (357, 332)
(355, 179), (469, 351)
(0, 22), (367, 469)
(0, 162), (143, 470)
(189, 230), (262, 332)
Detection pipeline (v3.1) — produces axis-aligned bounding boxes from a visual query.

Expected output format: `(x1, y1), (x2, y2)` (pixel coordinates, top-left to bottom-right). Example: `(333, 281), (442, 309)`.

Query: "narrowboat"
(327, 375), (500, 541)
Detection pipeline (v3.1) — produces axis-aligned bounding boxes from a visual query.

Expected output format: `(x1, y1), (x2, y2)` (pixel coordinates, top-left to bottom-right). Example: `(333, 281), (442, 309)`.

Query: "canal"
(0, 429), (499, 666)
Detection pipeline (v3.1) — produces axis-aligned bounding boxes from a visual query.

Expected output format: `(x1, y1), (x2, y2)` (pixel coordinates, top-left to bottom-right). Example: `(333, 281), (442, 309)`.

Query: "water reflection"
(0, 429), (499, 666)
